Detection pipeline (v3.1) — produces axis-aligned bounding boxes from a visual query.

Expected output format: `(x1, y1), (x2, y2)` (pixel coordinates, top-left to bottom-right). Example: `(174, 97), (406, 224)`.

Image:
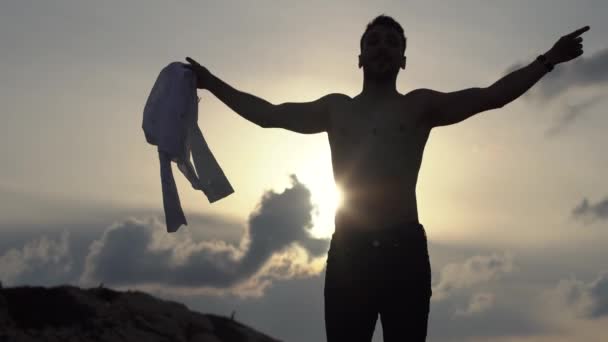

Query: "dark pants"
(324, 221), (432, 342)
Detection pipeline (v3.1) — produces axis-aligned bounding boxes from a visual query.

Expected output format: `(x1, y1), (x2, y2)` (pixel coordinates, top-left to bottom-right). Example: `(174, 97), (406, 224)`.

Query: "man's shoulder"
(403, 88), (438, 101)
(399, 89), (438, 126)
(319, 93), (351, 111)
(400, 88), (441, 113)
(322, 93), (352, 102)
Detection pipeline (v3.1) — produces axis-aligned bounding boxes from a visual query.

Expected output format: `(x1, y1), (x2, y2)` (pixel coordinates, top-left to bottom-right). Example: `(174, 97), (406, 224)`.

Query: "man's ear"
(400, 56), (407, 69)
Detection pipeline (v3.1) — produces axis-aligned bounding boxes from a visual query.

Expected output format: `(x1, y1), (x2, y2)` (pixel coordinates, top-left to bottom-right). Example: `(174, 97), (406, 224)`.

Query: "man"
(185, 15), (589, 342)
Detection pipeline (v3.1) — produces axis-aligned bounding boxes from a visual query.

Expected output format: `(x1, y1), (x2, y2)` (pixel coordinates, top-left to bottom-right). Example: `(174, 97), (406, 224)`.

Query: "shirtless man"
(185, 15), (589, 342)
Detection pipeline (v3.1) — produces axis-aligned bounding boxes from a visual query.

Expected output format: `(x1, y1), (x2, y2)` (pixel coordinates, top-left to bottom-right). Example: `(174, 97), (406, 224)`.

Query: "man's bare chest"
(327, 95), (428, 152)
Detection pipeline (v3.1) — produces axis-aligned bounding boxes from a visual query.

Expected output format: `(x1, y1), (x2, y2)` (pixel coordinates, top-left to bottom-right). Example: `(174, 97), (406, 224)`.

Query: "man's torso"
(326, 91), (432, 230)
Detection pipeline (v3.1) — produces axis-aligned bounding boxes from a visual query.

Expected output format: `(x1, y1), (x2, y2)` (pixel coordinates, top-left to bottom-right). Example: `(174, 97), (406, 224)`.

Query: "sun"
(296, 170), (344, 239)
(314, 182), (343, 217)
(308, 180), (343, 239)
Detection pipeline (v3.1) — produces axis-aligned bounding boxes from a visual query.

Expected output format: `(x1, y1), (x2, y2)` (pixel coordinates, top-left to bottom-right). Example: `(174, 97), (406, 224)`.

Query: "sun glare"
(309, 180), (343, 239)
(296, 169), (343, 239)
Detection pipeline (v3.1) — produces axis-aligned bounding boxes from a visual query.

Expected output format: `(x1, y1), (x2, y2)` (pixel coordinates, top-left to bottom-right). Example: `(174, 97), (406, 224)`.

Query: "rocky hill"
(0, 285), (282, 342)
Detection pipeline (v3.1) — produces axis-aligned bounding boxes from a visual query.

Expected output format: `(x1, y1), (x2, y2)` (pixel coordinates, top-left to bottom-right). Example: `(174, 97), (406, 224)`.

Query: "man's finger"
(565, 26), (590, 38)
(185, 57), (201, 67)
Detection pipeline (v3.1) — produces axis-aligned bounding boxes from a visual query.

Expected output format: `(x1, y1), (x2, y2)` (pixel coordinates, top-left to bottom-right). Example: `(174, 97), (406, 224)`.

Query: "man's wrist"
(543, 51), (560, 66)
(205, 72), (218, 92)
(536, 53), (555, 72)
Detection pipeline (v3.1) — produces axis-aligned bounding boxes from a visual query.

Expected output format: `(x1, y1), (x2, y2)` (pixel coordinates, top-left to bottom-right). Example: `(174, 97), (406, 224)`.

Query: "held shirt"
(142, 62), (234, 232)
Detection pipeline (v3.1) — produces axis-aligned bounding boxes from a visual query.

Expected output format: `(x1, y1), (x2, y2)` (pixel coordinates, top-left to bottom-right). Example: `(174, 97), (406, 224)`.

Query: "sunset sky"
(1, 1), (607, 341)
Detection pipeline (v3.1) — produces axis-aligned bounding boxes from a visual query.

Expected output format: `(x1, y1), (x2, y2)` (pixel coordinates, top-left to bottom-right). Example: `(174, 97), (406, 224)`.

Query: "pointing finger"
(185, 57), (201, 67)
(565, 26), (590, 38)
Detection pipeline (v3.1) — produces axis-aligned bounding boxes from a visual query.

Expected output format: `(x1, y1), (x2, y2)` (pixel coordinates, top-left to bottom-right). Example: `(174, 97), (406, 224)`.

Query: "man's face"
(359, 25), (406, 79)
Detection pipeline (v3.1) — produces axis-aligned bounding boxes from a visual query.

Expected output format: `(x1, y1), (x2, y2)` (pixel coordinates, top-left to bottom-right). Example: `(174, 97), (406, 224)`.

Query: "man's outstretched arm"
(184, 57), (337, 134)
(419, 26), (590, 128)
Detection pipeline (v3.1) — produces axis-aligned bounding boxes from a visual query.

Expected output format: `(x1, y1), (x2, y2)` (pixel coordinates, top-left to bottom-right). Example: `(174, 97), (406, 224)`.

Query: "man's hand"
(184, 57), (212, 89)
(545, 26), (590, 65)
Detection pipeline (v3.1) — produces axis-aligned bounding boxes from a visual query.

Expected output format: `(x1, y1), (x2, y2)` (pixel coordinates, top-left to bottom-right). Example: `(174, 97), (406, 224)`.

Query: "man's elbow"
(483, 87), (508, 110)
(257, 118), (270, 128)
(256, 105), (278, 128)
(493, 101), (506, 109)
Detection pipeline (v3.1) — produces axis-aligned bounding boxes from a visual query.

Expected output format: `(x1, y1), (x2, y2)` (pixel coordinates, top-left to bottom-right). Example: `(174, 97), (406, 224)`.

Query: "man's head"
(358, 14), (407, 80)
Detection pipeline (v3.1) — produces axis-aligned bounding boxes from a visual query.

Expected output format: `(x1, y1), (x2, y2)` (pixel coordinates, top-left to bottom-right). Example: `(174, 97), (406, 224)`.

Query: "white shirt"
(142, 62), (234, 232)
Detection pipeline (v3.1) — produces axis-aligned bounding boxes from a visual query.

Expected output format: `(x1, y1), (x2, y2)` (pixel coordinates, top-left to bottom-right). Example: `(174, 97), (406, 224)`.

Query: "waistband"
(332, 220), (426, 243)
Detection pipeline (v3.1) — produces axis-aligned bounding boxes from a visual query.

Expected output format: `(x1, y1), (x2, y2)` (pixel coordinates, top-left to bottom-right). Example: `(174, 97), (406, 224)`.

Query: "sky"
(1, 0), (607, 341)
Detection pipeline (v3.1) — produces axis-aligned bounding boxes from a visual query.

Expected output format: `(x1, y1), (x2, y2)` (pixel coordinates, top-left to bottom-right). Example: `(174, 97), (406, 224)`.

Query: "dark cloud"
(0, 174), (328, 297)
(544, 271), (608, 319)
(79, 174), (329, 296)
(572, 196), (608, 224)
(544, 94), (604, 137)
(503, 48), (608, 137)
(6, 179), (608, 340)
(505, 48), (608, 102)
(454, 292), (495, 317)
(589, 273), (608, 318)
(0, 230), (72, 285)
(432, 252), (516, 300)
(429, 296), (546, 342)
(426, 252), (534, 339)
(0, 218), (565, 342)
(541, 48), (608, 100)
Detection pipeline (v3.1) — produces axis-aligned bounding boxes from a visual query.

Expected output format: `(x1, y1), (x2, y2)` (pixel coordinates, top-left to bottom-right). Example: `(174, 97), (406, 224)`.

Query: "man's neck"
(358, 75), (400, 101)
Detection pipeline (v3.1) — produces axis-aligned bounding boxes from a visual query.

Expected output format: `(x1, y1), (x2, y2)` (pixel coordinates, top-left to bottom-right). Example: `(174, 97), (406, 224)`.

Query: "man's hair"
(360, 14), (407, 55)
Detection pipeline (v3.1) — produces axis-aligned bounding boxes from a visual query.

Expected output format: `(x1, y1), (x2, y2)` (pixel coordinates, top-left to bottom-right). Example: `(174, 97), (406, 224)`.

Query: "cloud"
(503, 48), (608, 136)
(543, 271), (608, 320)
(79, 174), (329, 297)
(432, 252), (516, 300)
(506, 48), (608, 103)
(1, 217), (574, 342)
(572, 197), (608, 224)
(0, 230), (72, 285)
(10, 181), (608, 341)
(544, 94), (604, 137)
(454, 292), (495, 317)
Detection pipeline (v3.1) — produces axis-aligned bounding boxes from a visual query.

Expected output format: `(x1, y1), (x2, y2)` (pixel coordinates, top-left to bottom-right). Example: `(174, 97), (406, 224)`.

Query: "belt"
(332, 220), (426, 249)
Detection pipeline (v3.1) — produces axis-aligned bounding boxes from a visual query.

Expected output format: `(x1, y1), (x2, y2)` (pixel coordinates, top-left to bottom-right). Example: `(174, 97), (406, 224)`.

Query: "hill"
(0, 284), (282, 342)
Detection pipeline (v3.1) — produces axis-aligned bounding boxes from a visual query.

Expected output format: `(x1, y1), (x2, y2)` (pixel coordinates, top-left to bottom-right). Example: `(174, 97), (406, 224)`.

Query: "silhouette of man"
(185, 15), (589, 342)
